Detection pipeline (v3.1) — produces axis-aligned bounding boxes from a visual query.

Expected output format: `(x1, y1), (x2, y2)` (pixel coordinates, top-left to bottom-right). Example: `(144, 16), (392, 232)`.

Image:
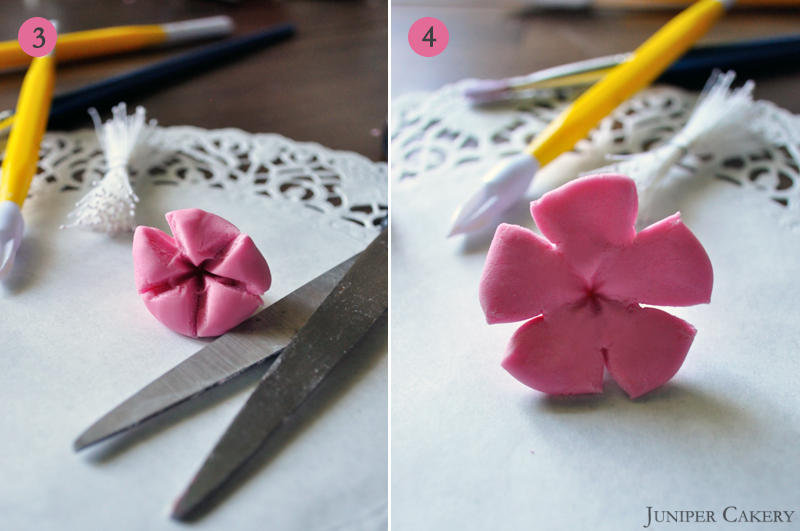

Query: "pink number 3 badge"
(18, 18), (57, 58)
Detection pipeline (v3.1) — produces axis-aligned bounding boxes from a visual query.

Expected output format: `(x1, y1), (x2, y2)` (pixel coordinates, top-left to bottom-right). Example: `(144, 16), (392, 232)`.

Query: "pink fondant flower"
(133, 208), (271, 338)
(479, 174), (713, 398)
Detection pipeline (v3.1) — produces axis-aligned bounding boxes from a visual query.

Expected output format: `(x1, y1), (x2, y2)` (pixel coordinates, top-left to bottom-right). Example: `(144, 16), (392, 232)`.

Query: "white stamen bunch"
(63, 103), (156, 233)
(589, 72), (762, 222)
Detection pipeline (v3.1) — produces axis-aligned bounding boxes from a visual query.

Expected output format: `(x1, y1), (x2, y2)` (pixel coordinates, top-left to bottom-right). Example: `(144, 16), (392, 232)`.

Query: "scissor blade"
(73, 253), (359, 451)
(171, 229), (388, 521)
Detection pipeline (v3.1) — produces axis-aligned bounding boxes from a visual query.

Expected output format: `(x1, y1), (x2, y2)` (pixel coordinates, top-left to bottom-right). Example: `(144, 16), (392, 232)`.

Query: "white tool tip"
(162, 16), (235, 44)
(524, 0), (592, 8)
(0, 201), (24, 280)
(448, 153), (540, 237)
(462, 79), (513, 104)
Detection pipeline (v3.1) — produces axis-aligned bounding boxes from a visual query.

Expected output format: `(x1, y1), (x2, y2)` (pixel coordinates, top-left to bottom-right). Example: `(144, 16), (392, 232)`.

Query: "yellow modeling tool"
(0, 16), (233, 71)
(0, 45), (55, 278)
(449, 0), (735, 236)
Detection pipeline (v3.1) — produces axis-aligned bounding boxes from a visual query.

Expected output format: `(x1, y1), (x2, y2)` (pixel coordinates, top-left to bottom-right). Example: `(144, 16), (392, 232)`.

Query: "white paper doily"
(390, 82), (800, 530)
(0, 128), (387, 531)
(32, 126), (388, 243)
(392, 80), (800, 231)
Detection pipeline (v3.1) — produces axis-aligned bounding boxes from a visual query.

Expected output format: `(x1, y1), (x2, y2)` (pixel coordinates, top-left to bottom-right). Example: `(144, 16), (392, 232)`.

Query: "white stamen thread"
(62, 103), (156, 234)
(587, 71), (761, 222)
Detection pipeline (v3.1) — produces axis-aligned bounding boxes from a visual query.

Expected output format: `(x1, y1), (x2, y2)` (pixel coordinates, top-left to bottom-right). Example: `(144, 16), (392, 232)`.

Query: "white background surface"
(0, 181), (387, 530)
(391, 164), (800, 530)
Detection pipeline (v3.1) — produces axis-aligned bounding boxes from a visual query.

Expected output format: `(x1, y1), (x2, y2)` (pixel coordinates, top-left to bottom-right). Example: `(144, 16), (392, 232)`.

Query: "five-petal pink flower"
(479, 174), (713, 398)
(133, 208), (271, 338)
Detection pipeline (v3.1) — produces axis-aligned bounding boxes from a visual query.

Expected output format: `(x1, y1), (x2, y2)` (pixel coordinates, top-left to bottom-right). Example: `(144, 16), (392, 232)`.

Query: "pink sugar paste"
(133, 209), (271, 338)
(479, 174), (713, 398)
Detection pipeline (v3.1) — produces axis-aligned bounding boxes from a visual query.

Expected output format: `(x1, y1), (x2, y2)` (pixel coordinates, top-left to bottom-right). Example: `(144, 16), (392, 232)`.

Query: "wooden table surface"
(392, 2), (800, 113)
(0, 0), (388, 161)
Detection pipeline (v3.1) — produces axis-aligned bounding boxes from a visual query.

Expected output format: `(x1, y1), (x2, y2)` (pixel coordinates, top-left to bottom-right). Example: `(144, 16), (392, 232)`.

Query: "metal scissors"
(74, 228), (388, 520)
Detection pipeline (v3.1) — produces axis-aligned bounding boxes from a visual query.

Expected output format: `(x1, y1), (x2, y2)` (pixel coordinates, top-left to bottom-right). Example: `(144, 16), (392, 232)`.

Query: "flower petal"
(132, 226), (194, 293)
(140, 277), (201, 338)
(196, 279), (263, 337)
(166, 208), (240, 266)
(531, 174), (637, 279)
(595, 213), (713, 307)
(480, 224), (586, 324)
(205, 234), (272, 295)
(502, 305), (605, 395)
(600, 301), (696, 399)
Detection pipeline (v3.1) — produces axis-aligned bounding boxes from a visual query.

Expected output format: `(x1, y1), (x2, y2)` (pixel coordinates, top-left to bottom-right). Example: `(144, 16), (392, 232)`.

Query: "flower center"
(163, 257), (244, 292)
(580, 285), (605, 315)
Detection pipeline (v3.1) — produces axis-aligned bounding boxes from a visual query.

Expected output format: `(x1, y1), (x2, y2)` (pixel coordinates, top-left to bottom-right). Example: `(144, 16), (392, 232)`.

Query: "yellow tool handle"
(0, 25), (166, 70)
(526, 0), (727, 165)
(0, 54), (56, 205)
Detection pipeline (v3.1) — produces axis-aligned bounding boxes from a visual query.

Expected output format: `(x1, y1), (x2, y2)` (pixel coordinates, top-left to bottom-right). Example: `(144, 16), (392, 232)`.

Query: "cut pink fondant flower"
(133, 208), (271, 338)
(480, 174), (713, 398)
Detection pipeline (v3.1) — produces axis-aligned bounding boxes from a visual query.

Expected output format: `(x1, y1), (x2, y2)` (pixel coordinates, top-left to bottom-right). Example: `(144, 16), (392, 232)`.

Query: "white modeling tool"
(462, 54), (631, 104)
